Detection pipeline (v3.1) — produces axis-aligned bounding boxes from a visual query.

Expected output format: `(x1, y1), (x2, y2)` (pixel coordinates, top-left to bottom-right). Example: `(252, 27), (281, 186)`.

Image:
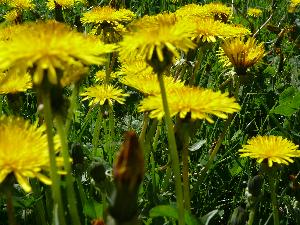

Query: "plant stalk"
(157, 74), (185, 225)
(55, 115), (82, 225)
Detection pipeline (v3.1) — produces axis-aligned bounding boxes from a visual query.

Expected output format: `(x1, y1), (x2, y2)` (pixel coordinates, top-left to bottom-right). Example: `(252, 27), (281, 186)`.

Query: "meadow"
(0, 0), (299, 224)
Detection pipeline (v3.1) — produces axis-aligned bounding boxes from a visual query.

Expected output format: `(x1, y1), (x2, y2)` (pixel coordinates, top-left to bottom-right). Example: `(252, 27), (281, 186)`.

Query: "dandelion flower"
(218, 37), (265, 74)
(202, 2), (232, 22)
(47, 0), (86, 10)
(119, 13), (196, 68)
(0, 116), (62, 192)
(247, 8), (263, 17)
(81, 84), (129, 106)
(3, 9), (18, 22)
(95, 70), (119, 82)
(3, 0), (34, 9)
(0, 71), (32, 94)
(239, 136), (300, 167)
(187, 18), (250, 43)
(0, 21), (116, 86)
(289, 0), (300, 12)
(139, 86), (240, 122)
(81, 6), (135, 43)
(118, 59), (184, 95)
(175, 4), (207, 19)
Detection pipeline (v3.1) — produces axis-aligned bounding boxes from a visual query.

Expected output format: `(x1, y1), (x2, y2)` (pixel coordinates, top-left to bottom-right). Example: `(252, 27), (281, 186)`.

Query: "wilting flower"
(247, 8), (263, 17)
(0, 71), (32, 94)
(119, 13), (196, 67)
(81, 6), (135, 43)
(0, 21), (116, 86)
(139, 86), (240, 122)
(47, 0), (86, 10)
(0, 116), (63, 192)
(81, 84), (129, 106)
(239, 136), (300, 167)
(218, 37), (265, 74)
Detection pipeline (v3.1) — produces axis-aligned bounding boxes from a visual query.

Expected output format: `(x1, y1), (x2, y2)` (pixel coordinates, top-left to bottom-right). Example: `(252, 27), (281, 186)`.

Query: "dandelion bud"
(247, 175), (264, 198)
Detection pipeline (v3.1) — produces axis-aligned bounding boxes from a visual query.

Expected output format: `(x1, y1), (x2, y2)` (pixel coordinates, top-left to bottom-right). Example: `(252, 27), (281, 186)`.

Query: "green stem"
(108, 104), (115, 153)
(248, 209), (255, 225)
(157, 74), (185, 225)
(55, 115), (81, 225)
(92, 107), (103, 158)
(139, 113), (149, 143)
(41, 90), (66, 225)
(65, 83), (80, 135)
(6, 189), (16, 225)
(182, 131), (191, 211)
(32, 180), (48, 225)
(269, 176), (280, 225)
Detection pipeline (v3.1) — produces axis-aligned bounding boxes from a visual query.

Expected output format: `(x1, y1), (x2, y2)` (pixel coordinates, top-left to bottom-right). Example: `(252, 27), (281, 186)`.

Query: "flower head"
(218, 37), (265, 74)
(239, 136), (300, 167)
(289, 0), (300, 12)
(0, 71), (32, 94)
(81, 6), (135, 43)
(247, 8), (263, 17)
(201, 2), (232, 22)
(186, 17), (250, 43)
(47, 0), (86, 10)
(0, 21), (116, 86)
(139, 86), (240, 122)
(0, 116), (62, 192)
(3, 0), (34, 10)
(81, 84), (129, 106)
(119, 13), (196, 68)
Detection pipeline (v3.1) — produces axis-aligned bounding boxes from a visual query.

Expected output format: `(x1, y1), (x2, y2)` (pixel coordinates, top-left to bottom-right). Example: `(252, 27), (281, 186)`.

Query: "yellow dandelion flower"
(289, 0), (300, 12)
(47, 0), (86, 10)
(81, 6), (135, 43)
(119, 13), (196, 65)
(0, 116), (62, 192)
(247, 8), (263, 17)
(0, 71), (32, 94)
(95, 70), (119, 82)
(239, 136), (300, 167)
(218, 37), (265, 74)
(81, 84), (129, 106)
(81, 6), (134, 24)
(202, 2), (232, 22)
(0, 21), (116, 86)
(6, 0), (34, 9)
(3, 9), (18, 22)
(186, 18), (250, 43)
(139, 86), (240, 122)
(175, 4), (208, 19)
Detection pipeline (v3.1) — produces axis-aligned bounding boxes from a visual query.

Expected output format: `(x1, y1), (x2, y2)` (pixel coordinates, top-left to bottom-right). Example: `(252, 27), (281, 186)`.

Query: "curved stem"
(41, 90), (66, 225)
(157, 74), (185, 225)
(56, 115), (81, 225)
